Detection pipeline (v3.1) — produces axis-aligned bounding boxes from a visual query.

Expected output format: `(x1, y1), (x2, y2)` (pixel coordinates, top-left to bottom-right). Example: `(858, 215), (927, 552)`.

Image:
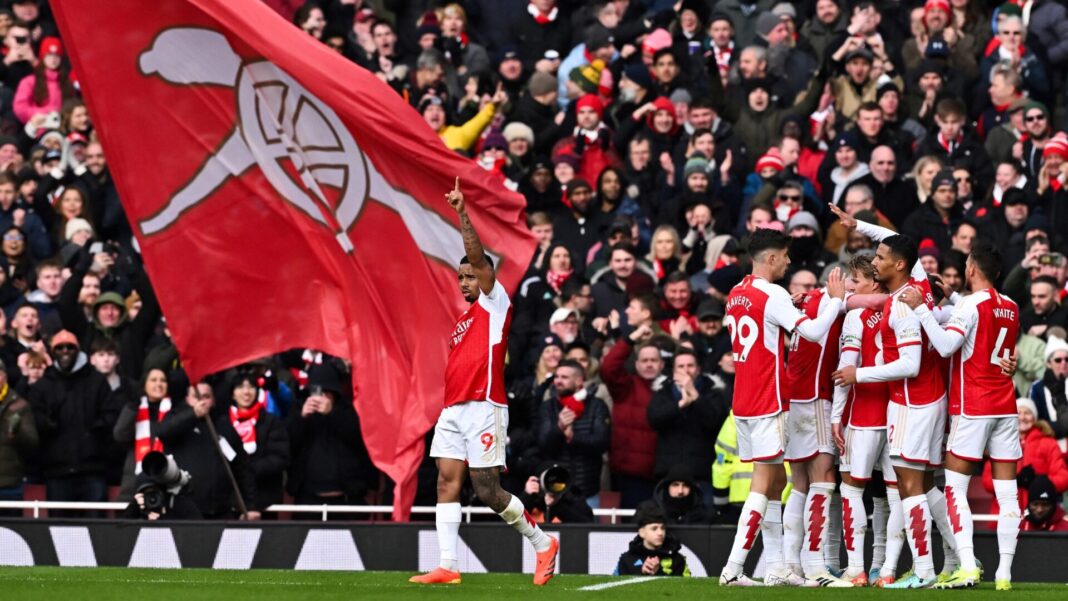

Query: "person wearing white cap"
(548, 307), (581, 345)
(1026, 335), (1068, 440)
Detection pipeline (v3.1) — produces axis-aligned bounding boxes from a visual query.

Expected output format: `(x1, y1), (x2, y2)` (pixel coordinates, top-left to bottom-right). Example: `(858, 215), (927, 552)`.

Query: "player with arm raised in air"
(829, 204), (963, 585)
(719, 228), (847, 587)
(410, 179), (559, 586)
(899, 241), (1020, 590)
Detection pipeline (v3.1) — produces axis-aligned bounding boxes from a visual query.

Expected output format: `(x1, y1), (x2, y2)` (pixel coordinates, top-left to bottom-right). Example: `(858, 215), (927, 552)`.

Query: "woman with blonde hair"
(906, 155), (944, 205)
(648, 225), (682, 283)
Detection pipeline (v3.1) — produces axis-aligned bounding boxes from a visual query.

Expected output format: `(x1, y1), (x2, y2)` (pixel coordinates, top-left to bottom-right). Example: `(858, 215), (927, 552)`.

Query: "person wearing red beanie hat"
(1039, 132), (1068, 193)
(575, 94), (604, 123)
(13, 35), (74, 125)
(755, 148), (785, 177)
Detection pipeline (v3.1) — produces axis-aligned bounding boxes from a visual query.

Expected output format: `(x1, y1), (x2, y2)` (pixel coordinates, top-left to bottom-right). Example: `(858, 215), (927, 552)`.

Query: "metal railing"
(0, 501), (637, 523)
(0, 500), (1000, 524)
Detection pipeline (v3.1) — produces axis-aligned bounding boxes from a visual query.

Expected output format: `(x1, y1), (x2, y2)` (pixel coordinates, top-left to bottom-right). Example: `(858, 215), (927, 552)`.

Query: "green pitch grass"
(0, 567), (1061, 600)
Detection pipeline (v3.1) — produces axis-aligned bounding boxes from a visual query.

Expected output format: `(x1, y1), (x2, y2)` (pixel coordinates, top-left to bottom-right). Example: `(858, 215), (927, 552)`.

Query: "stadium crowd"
(0, 0), (1067, 548)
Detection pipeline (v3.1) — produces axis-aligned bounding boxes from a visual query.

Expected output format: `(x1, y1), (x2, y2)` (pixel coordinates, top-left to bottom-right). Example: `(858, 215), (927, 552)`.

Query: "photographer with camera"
(57, 239), (160, 381)
(121, 450), (201, 520)
(519, 463), (594, 524)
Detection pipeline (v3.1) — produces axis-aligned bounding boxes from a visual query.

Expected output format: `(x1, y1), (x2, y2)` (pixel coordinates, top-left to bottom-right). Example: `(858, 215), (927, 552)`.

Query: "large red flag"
(51, 0), (536, 520)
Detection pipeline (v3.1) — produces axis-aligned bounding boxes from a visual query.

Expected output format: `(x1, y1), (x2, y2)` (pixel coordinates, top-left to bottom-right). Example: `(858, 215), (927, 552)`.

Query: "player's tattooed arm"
(447, 177), (496, 294)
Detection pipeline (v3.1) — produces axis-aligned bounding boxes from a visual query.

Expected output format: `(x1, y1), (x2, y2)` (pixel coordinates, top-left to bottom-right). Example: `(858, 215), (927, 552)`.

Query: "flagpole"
(196, 391), (250, 518)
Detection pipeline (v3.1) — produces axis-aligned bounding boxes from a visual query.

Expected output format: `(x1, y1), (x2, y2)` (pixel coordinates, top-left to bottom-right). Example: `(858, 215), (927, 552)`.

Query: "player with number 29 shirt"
(719, 228), (846, 587)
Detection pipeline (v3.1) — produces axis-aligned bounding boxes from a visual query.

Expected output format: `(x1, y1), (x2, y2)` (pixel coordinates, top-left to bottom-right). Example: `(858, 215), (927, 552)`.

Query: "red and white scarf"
(134, 396), (171, 474)
(937, 131), (962, 155)
(545, 268), (572, 293)
(559, 387), (587, 419)
(230, 389), (267, 454)
(289, 349), (323, 389)
(528, 2), (558, 24)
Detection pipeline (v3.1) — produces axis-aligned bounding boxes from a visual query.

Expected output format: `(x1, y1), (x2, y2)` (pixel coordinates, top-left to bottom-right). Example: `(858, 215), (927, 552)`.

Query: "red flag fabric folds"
(52, 0), (536, 520)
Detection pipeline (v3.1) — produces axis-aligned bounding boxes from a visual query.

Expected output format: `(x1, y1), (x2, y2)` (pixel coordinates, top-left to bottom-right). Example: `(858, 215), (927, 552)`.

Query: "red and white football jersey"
(840, 307), (889, 428)
(788, 287), (844, 402)
(945, 288), (1019, 417)
(726, 275), (808, 419)
(882, 277), (945, 407)
(444, 280), (511, 408)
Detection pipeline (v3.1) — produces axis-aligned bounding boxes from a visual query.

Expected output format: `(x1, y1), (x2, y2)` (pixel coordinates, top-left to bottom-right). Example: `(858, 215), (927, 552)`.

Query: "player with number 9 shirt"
(718, 228), (846, 587)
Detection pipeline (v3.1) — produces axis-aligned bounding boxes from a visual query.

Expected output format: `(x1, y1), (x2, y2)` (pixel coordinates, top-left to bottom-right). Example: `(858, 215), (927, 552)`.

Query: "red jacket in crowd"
(600, 338), (657, 480)
(983, 426), (1068, 511)
(1021, 506), (1068, 532)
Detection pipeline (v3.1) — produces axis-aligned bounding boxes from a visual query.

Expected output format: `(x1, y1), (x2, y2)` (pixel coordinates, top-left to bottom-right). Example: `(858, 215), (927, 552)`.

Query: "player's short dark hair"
(968, 241), (1001, 282)
(746, 228), (791, 259)
(458, 254), (494, 269)
(882, 234), (917, 271)
(1031, 275), (1058, 290)
(556, 358), (585, 378)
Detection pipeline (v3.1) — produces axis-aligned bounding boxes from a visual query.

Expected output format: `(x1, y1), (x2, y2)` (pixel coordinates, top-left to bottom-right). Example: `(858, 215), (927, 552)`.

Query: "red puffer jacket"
(600, 338), (657, 479)
(983, 426), (1068, 511)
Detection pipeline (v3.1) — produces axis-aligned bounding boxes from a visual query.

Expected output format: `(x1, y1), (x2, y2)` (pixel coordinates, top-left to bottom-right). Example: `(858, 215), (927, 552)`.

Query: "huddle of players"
(718, 207), (1021, 590)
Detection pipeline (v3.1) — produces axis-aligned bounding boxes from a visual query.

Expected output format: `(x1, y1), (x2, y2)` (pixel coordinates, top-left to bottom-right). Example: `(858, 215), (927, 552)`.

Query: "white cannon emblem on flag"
(136, 27), (466, 262)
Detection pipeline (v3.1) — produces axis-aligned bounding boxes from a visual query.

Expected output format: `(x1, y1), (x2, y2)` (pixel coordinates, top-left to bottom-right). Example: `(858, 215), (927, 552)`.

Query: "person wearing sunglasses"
(1027, 335), (1068, 441)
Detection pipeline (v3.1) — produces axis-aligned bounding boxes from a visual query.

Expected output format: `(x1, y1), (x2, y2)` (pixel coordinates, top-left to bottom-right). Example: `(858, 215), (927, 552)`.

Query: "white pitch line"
(578, 577), (664, 591)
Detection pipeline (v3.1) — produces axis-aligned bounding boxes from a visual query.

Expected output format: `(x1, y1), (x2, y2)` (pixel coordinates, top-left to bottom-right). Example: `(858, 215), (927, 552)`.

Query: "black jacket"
(157, 402), (260, 516)
(509, 94), (566, 158)
(901, 201), (962, 256)
(520, 487), (595, 523)
(29, 355), (118, 478)
(647, 374), (728, 480)
(914, 131), (994, 193)
(653, 466), (710, 525)
(286, 392), (375, 500)
(243, 409), (290, 507)
(855, 173), (916, 229)
(615, 533), (690, 576)
(536, 385), (611, 498)
(507, 12), (571, 72)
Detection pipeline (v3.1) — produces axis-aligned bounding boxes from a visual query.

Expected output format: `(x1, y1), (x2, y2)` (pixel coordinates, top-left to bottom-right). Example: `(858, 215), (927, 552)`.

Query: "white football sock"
(436, 502), (462, 571)
(497, 495), (550, 552)
(881, 487), (905, 578)
(826, 491), (843, 571)
(871, 495), (890, 573)
(902, 494), (935, 580)
(840, 483), (867, 571)
(764, 500), (786, 573)
(802, 483), (835, 576)
(993, 479), (1020, 581)
(726, 492), (768, 575)
(944, 470), (975, 571)
(783, 491), (805, 571)
(926, 486), (958, 572)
